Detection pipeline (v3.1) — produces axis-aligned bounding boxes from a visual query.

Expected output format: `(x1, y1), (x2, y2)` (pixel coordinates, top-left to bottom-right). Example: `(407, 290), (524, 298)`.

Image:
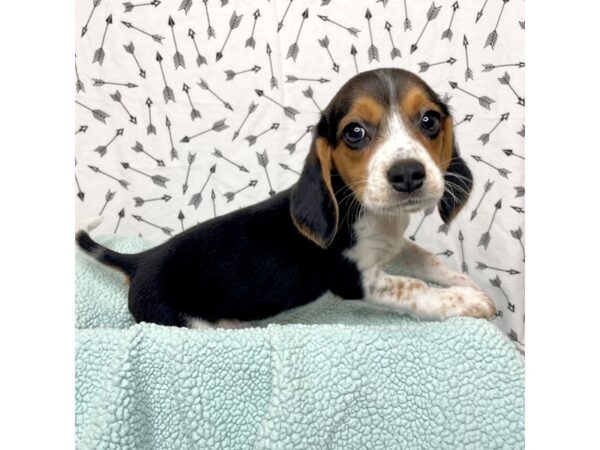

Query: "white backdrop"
(75, 0), (525, 347)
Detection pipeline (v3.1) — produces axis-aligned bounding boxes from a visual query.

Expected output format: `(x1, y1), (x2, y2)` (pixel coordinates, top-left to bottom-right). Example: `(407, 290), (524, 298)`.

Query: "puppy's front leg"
(362, 267), (496, 321)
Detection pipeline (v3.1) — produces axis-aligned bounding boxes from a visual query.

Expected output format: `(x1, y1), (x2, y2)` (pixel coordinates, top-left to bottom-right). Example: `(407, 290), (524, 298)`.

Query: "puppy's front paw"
(447, 273), (480, 289)
(441, 286), (496, 320)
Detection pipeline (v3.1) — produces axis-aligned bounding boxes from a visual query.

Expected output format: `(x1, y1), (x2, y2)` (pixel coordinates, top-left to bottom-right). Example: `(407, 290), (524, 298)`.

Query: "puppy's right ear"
(290, 134), (339, 249)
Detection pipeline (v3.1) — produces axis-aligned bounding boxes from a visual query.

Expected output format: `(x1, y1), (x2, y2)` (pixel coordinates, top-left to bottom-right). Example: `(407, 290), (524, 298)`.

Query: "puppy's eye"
(420, 111), (440, 135)
(343, 123), (367, 145)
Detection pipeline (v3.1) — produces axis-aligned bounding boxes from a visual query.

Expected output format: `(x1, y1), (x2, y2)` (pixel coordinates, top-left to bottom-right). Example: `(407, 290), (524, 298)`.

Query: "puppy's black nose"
(387, 159), (426, 193)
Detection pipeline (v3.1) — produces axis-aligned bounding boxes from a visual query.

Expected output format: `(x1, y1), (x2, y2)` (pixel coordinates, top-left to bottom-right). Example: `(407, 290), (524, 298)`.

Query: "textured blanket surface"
(76, 236), (524, 449)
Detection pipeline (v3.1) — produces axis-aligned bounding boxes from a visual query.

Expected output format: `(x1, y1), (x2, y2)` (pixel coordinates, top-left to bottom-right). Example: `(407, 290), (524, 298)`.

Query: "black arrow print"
(511, 205), (524, 214)
(99, 189), (115, 215)
(182, 152), (195, 194)
(246, 123), (279, 147)
(302, 87), (322, 112)
(410, 3), (442, 54)
(197, 79), (233, 111)
(376, 0), (389, 7)
(232, 101), (258, 141)
(503, 148), (524, 160)
(285, 125), (313, 154)
(485, 0), (510, 49)
(318, 14), (360, 37)
(256, 151), (276, 197)
(156, 52), (175, 104)
(93, 79), (137, 89)
(455, 114), (474, 127)
(178, 210), (185, 231)
(168, 16), (185, 70)
(482, 61), (525, 72)
(81, 0), (101, 37)
(212, 148), (249, 172)
(478, 199), (502, 249)
(511, 227), (525, 262)
(114, 208), (125, 233)
(476, 261), (520, 275)
(187, 29), (208, 67)
(384, 22), (401, 59)
(489, 275), (514, 312)
(514, 186), (524, 198)
(179, 0), (192, 14)
(133, 194), (171, 207)
(182, 84), (201, 121)
(438, 223), (449, 235)
(121, 162), (169, 188)
(498, 72), (525, 106)
(202, 0), (215, 38)
(165, 116), (178, 160)
(478, 112), (509, 145)
(132, 141), (165, 167)
(93, 14), (112, 65)
(265, 43), (278, 90)
(436, 250), (454, 258)
(517, 125), (525, 137)
(463, 35), (473, 81)
(448, 81), (495, 109)
(94, 128), (124, 157)
(211, 189), (217, 217)
(246, 9), (260, 49)
(417, 57), (457, 73)
(402, 0), (412, 31)
(88, 165), (130, 190)
(146, 98), (156, 135)
(442, 2), (459, 40)
(75, 172), (85, 202)
(110, 91), (137, 124)
(476, 0), (489, 23)
(123, 42), (146, 79)
(285, 75), (330, 84)
(121, 20), (164, 44)
(409, 208), (434, 241)
(277, 0), (294, 33)
(286, 9), (309, 62)
(123, 0), (160, 13)
(132, 214), (174, 236)
(255, 89), (299, 120)
(471, 155), (511, 178)
(189, 164), (216, 210)
(364, 9), (379, 62)
(224, 180), (258, 203)
(75, 125), (89, 135)
(279, 163), (301, 176)
(216, 11), (243, 61)
(318, 36), (340, 72)
(471, 179), (494, 221)
(458, 230), (468, 273)
(75, 56), (84, 93)
(350, 45), (359, 74)
(225, 65), (261, 81)
(180, 118), (228, 143)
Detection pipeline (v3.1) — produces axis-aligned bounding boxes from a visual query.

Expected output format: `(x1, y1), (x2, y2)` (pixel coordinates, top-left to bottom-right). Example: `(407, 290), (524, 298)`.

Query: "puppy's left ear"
(438, 117), (473, 223)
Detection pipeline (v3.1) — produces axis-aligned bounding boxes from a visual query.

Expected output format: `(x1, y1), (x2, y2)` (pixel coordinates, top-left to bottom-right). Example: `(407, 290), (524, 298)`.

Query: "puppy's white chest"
(344, 212), (409, 271)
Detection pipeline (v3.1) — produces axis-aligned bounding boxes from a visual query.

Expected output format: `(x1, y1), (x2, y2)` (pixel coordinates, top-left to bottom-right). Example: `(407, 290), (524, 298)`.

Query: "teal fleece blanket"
(76, 235), (524, 450)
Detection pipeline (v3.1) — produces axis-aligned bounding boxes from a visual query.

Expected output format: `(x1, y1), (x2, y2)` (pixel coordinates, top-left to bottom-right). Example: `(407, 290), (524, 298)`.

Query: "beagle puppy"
(77, 68), (496, 328)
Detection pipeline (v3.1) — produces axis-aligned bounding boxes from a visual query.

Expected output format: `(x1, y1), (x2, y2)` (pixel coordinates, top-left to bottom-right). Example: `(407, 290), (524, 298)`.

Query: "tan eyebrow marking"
(338, 96), (384, 133)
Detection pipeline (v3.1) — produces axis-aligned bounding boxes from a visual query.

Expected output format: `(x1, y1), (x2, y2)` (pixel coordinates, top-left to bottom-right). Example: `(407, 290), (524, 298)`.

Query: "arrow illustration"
(189, 164), (216, 209)
(485, 0), (510, 49)
(99, 189), (115, 215)
(168, 16), (185, 69)
(81, 0), (101, 37)
(377, 0), (390, 6)
(132, 214), (174, 236)
(182, 83), (201, 121)
(93, 14), (112, 65)
(180, 118), (228, 143)
(187, 28), (207, 67)
(302, 86), (322, 112)
(285, 75), (330, 84)
(132, 141), (165, 167)
(482, 61), (525, 72)
(145, 98), (156, 135)
(511, 205), (524, 214)
(454, 113), (474, 127)
(75, 125), (88, 135)
(265, 43), (278, 89)
(246, 9), (260, 48)
(463, 35), (473, 81)
(156, 52), (175, 103)
(75, 56), (84, 93)
(256, 150), (276, 197)
(476, 0), (489, 23)
(436, 250), (454, 258)
(211, 189), (217, 217)
(110, 90), (137, 124)
(409, 208), (434, 241)
(498, 71), (525, 106)
(224, 179), (258, 203)
(471, 155), (511, 178)
(123, 0), (160, 13)
(75, 173), (85, 202)
(448, 81), (495, 109)
(197, 78), (233, 110)
(383, 22), (401, 59)
(93, 79), (137, 89)
(246, 122), (279, 146)
(511, 226), (525, 262)
(417, 57), (457, 73)
(285, 125), (313, 154)
(277, 0), (294, 33)
(279, 163), (301, 176)
(114, 208), (125, 234)
(442, 1), (459, 40)
(178, 0), (192, 14)
(182, 152), (195, 194)
(410, 3), (442, 54)
(212, 148), (249, 172)
(123, 42), (146, 78)
(471, 179), (494, 221)
(202, 0), (215, 38)
(517, 124), (525, 137)
(489, 275), (514, 311)
(402, 0), (412, 30)
(476, 261), (520, 275)
(502, 148), (524, 160)
(177, 210), (185, 231)
(350, 45), (359, 74)
(216, 11), (243, 61)
(458, 230), (468, 273)
(232, 101), (259, 141)
(318, 14), (360, 37)
(364, 9), (379, 62)
(121, 20), (164, 44)
(121, 162), (169, 188)
(318, 35), (340, 72)
(88, 165), (130, 189)
(165, 116), (178, 160)
(225, 65), (261, 81)
(478, 112), (509, 145)
(133, 194), (171, 207)
(94, 128), (124, 157)
(75, 100), (109, 124)
(255, 89), (299, 120)
(514, 186), (524, 198)
(478, 199), (502, 249)
(286, 8), (309, 62)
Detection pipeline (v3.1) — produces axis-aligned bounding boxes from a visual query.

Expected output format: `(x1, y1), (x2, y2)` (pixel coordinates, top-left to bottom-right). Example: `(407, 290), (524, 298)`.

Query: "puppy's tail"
(76, 216), (138, 276)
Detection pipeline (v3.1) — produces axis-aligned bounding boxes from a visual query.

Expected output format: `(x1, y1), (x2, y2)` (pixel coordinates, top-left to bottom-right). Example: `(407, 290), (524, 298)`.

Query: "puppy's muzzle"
(387, 159), (426, 193)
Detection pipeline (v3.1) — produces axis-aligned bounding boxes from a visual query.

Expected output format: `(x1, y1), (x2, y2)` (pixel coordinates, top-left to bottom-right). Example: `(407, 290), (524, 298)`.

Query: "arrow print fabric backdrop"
(75, 0), (525, 349)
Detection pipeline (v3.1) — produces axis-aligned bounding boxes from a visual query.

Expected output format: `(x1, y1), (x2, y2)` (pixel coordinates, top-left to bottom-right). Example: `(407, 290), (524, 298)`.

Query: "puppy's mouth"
(377, 195), (438, 214)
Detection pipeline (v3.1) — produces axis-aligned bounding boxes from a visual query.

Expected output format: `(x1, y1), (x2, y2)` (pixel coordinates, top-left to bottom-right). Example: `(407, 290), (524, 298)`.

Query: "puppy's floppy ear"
(290, 133), (339, 248)
(438, 117), (473, 223)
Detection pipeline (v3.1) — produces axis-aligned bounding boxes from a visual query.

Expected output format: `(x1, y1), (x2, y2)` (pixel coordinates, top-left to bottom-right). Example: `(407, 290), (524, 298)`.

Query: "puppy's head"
(291, 68), (472, 248)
